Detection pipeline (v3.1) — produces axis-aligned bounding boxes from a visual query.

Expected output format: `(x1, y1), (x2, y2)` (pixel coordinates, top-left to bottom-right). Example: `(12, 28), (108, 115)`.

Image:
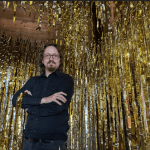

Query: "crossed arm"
(24, 86), (74, 116)
(12, 75), (74, 116)
(24, 90), (67, 105)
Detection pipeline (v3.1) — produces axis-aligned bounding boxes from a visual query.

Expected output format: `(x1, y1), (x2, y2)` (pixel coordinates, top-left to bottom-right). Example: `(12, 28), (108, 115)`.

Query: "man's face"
(42, 46), (60, 72)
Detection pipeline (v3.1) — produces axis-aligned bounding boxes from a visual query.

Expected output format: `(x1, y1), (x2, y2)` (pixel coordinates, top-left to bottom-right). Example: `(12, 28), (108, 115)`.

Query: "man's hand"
(24, 90), (32, 96)
(41, 92), (67, 105)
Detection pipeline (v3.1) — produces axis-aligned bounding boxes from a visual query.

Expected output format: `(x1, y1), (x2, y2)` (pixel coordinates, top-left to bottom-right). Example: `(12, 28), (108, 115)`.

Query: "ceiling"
(0, 1), (62, 44)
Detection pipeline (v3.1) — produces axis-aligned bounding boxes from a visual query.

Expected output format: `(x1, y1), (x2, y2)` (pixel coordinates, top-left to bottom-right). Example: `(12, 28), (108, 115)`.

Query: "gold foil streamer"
(1, 1), (150, 150)
(47, 1), (52, 32)
(37, 2), (44, 29)
(6, 1), (10, 8)
(29, 1), (33, 17)
(0, 35), (40, 149)
(12, 93), (24, 150)
(13, 1), (17, 23)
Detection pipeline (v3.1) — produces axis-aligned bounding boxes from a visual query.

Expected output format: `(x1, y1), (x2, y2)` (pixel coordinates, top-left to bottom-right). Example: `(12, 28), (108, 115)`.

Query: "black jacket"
(12, 69), (74, 141)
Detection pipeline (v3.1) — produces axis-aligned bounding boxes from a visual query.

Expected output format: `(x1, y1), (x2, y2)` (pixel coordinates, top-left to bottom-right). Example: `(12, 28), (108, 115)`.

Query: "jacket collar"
(37, 69), (60, 79)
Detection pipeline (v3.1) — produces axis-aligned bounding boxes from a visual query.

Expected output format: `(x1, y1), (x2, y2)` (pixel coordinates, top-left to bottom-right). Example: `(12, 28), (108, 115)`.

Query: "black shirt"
(12, 69), (74, 141)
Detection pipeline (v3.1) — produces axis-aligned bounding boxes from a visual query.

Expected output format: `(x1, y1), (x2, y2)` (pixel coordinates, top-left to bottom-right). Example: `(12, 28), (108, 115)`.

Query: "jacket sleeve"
(12, 77), (42, 108)
(27, 74), (74, 116)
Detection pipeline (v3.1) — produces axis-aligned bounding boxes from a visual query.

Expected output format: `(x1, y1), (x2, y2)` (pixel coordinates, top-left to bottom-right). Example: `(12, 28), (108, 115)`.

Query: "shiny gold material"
(1, 1), (150, 150)
(13, 1), (17, 23)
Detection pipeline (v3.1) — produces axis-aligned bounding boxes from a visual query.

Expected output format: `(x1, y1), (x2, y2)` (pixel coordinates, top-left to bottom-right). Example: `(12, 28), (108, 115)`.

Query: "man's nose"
(48, 57), (55, 63)
(49, 56), (54, 59)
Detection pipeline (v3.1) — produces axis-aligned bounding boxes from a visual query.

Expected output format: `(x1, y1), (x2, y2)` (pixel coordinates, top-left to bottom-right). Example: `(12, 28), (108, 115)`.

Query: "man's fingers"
(60, 91), (67, 96)
(24, 90), (32, 96)
(55, 100), (62, 105)
(55, 93), (67, 101)
(56, 95), (67, 103)
(24, 90), (29, 93)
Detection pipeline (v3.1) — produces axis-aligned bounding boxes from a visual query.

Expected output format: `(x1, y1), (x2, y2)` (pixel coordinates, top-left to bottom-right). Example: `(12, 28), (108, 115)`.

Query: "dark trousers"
(22, 137), (68, 150)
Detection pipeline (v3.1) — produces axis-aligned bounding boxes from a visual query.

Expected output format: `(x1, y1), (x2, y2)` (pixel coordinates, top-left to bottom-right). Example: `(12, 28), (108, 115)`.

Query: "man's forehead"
(44, 52), (58, 54)
(44, 46), (58, 53)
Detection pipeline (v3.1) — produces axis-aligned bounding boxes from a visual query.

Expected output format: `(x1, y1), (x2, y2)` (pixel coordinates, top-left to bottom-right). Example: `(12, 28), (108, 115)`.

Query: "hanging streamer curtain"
(0, 1), (150, 150)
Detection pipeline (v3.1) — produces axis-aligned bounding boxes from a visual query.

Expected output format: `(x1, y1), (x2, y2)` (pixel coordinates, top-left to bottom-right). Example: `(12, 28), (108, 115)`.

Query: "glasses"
(43, 53), (60, 59)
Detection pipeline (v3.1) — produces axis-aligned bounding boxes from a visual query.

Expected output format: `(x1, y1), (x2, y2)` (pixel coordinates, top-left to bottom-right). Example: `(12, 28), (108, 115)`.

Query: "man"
(12, 44), (74, 150)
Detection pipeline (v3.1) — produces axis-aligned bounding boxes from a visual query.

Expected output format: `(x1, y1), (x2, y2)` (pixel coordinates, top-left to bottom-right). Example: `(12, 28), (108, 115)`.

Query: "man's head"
(39, 44), (63, 73)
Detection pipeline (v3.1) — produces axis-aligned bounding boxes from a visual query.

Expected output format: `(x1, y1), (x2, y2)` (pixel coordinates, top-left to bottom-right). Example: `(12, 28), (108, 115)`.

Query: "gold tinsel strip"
(1, 1), (150, 150)
(0, 35), (42, 149)
(13, 1), (17, 23)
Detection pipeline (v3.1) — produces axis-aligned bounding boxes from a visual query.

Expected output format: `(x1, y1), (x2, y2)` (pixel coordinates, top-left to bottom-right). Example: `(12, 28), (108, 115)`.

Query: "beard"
(47, 65), (56, 72)
(46, 61), (56, 72)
